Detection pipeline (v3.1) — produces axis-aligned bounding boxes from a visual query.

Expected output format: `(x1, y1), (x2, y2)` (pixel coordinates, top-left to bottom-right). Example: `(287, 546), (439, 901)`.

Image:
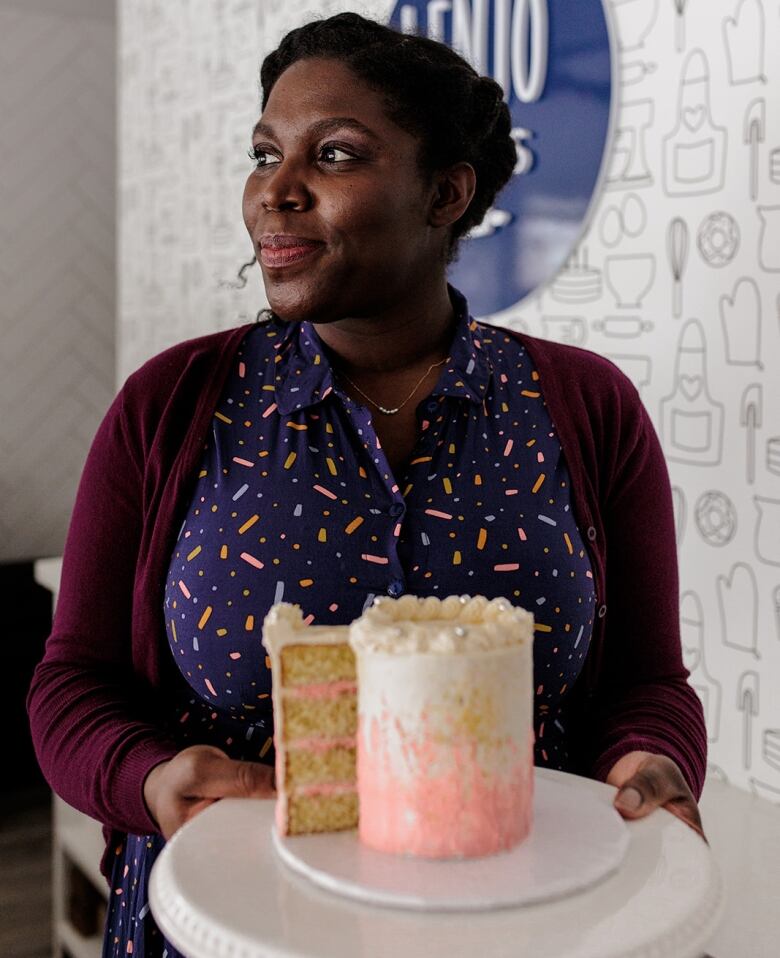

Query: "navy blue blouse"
(103, 289), (595, 956)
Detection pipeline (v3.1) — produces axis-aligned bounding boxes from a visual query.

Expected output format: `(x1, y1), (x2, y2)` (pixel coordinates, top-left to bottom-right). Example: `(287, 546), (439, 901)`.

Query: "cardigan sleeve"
(584, 392), (708, 798)
(27, 386), (178, 835)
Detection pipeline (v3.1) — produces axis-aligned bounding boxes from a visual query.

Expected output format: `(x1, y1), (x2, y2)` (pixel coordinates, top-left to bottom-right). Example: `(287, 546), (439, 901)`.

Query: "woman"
(28, 13), (706, 957)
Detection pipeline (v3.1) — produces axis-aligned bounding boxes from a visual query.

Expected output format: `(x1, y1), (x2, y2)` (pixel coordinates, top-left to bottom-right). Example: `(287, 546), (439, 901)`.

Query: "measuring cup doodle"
(754, 496), (780, 565)
(758, 207), (780, 271)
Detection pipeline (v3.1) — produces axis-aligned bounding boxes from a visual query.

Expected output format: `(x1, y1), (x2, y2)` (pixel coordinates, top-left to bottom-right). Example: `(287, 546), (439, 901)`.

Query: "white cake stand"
(149, 769), (724, 958)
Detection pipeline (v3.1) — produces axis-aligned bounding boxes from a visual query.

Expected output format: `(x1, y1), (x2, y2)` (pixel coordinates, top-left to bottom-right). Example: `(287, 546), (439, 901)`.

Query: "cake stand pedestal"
(149, 769), (723, 958)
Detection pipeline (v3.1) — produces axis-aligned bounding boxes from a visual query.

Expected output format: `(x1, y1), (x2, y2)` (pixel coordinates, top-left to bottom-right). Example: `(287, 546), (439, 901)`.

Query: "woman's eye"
(247, 147), (280, 168)
(320, 146), (354, 163)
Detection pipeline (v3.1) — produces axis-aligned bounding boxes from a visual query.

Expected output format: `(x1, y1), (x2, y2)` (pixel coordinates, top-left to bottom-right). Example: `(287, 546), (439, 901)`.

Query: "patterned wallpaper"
(117, 0), (780, 796)
(0, 2), (116, 563)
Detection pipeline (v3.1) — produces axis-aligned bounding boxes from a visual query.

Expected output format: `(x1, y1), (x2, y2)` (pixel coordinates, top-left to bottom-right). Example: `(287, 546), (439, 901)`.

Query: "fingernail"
(616, 786), (643, 811)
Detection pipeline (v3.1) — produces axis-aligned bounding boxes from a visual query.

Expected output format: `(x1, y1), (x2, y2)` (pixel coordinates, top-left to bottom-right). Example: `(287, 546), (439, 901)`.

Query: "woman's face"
(242, 57), (442, 323)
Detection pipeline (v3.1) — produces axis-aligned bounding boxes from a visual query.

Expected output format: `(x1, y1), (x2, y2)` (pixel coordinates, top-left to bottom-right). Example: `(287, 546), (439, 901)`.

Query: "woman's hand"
(607, 750), (706, 842)
(143, 744), (276, 840)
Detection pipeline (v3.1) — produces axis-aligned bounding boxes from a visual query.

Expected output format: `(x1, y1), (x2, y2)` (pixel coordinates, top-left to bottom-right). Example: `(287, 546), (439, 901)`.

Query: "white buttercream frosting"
(261, 602), (349, 655)
(349, 594), (534, 654)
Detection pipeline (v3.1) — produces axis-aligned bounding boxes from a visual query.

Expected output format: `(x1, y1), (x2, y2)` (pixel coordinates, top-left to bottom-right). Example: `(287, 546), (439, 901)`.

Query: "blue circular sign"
(388, 0), (614, 316)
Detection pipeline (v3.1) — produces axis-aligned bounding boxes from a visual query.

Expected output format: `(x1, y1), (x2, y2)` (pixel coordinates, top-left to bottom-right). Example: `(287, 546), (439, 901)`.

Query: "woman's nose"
(260, 161), (312, 213)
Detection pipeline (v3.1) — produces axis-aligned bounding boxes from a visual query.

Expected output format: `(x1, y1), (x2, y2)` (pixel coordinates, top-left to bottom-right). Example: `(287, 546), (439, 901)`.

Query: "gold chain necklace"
(335, 356), (449, 415)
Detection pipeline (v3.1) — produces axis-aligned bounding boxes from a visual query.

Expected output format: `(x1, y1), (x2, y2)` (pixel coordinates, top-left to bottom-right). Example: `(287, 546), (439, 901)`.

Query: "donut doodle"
(697, 212), (740, 268)
(694, 491), (737, 546)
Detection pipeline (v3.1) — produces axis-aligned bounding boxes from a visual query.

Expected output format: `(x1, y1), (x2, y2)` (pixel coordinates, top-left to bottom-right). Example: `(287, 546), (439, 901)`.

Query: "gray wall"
(1, 0), (116, 562)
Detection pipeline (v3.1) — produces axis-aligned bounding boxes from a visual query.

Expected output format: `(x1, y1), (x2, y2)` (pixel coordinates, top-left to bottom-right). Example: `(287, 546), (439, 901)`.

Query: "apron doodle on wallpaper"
(662, 49), (727, 196)
(388, 0), (614, 315)
(661, 320), (725, 466)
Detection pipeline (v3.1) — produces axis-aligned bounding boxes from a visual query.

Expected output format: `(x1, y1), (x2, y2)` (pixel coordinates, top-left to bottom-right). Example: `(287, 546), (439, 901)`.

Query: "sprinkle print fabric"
(103, 834), (175, 958)
(104, 288), (594, 955)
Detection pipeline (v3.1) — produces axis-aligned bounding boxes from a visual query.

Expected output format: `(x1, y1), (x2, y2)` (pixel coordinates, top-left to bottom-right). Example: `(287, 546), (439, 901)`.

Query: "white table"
(698, 775), (780, 958)
(149, 769), (723, 958)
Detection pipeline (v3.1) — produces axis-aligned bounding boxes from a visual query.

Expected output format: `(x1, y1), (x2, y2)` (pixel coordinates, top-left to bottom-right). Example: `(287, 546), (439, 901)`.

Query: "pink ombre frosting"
(350, 595), (535, 859)
(358, 716), (533, 858)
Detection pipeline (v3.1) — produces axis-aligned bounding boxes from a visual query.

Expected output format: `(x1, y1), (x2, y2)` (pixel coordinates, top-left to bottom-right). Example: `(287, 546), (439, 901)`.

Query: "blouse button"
(426, 400), (439, 412)
(587, 526), (597, 542)
(387, 580), (405, 598)
(388, 503), (405, 518)
(597, 604), (607, 619)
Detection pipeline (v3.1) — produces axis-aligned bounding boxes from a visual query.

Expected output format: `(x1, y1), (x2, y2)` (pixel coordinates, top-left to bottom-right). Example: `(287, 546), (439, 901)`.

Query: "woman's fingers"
(144, 745), (275, 840)
(611, 752), (706, 840)
(614, 758), (669, 815)
(186, 748), (276, 800)
(662, 797), (708, 842)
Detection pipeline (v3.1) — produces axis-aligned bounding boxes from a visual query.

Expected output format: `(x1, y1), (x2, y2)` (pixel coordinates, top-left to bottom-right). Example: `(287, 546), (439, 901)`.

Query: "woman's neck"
(311, 282), (456, 377)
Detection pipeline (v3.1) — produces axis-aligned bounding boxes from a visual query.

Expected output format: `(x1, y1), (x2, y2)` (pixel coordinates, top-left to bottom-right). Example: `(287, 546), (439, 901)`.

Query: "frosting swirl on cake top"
(349, 594), (534, 654)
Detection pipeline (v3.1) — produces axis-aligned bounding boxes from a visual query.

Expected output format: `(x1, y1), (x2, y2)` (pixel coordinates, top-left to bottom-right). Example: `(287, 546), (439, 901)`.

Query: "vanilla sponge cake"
(349, 594), (535, 859)
(261, 603), (358, 836)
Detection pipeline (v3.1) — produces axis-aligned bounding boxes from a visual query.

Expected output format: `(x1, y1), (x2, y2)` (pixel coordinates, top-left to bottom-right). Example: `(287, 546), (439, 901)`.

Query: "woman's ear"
(428, 162), (477, 229)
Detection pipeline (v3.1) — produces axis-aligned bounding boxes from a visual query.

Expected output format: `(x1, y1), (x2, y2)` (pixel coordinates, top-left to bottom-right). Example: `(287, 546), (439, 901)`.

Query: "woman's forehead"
(261, 58), (394, 129)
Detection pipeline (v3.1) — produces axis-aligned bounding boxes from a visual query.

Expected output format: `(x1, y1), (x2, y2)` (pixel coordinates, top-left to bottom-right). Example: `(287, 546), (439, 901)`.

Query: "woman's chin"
(263, 285), (315, 324)
(264, 284), (343, 325)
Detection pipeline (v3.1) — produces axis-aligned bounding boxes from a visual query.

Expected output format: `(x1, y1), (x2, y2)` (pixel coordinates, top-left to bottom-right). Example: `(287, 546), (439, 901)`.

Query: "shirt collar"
(273, 285), (492, 416)
(272, 318), (336, 416)
(429, 286), (493, 405)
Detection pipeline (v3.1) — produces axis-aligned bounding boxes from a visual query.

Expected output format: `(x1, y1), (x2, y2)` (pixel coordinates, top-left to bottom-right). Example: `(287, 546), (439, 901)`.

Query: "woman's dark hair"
(260, 12), (517, 262)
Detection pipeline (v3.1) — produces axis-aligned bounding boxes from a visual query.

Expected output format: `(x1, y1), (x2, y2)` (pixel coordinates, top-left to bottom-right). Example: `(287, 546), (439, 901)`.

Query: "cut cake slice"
(262, 603), (358, 836)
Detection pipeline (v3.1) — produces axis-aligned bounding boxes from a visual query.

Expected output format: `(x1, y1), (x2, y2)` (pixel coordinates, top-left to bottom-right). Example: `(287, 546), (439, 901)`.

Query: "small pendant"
(377, 405), (399, 415)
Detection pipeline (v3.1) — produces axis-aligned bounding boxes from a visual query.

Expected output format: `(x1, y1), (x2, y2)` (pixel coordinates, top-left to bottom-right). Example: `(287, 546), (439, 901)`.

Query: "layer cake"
(261, 603), (358, 836)
(263, 595), (535, 860)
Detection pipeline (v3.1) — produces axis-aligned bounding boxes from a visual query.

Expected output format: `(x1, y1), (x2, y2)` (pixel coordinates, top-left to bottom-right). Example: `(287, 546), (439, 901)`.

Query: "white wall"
(117, 0), (780, 797)
(0, 0), (116, 563)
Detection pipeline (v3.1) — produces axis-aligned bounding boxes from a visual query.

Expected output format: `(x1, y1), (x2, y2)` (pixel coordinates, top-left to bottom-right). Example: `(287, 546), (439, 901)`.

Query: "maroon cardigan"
(28, 320), (707, 875)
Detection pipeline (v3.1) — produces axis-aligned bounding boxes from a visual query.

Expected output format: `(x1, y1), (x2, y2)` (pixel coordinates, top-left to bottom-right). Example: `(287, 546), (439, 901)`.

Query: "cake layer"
(287, 791), (359, 835)
(281, 643), (356, 686)
(282, 692), (357, 739)
(286, 743), (356, 786)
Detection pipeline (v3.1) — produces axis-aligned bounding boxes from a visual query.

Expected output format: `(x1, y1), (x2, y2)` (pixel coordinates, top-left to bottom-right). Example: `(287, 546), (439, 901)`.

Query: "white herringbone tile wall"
(1, 3), (116, 562)
(117, 0), (271, 385)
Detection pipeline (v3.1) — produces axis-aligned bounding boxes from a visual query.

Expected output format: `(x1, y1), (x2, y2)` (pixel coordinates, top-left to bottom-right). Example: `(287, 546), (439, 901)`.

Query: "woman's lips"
(259, 242), (324, 269)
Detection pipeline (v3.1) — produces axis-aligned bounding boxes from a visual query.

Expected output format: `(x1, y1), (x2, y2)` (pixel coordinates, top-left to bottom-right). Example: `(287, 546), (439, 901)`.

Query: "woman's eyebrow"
(251, 116), (382, 142)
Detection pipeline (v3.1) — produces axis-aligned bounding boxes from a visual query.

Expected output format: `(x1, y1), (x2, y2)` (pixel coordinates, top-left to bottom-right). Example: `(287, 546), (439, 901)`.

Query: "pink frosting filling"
(283, 679), (357, 700)
(357, 716), (534, 859)
(292, 781), (357, 798)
